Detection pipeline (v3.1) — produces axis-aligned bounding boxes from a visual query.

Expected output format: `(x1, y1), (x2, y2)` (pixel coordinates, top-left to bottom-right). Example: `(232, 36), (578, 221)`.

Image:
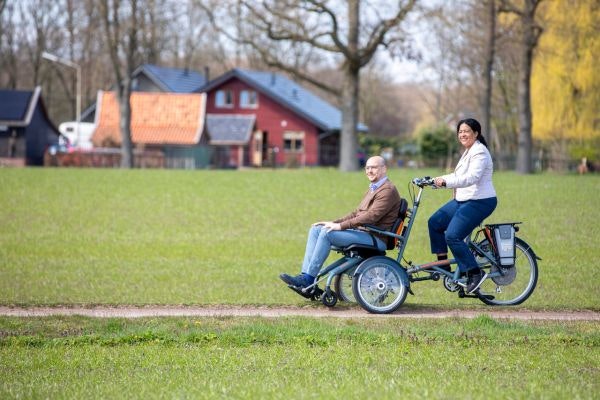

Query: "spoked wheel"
(475, 237), (538, 306)
(352, 257), (408, 314)
(333, 269), (356, 302)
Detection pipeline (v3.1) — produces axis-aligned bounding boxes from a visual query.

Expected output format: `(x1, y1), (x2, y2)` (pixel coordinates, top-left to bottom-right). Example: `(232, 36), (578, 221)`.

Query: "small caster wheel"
(322, 289), (338, 307)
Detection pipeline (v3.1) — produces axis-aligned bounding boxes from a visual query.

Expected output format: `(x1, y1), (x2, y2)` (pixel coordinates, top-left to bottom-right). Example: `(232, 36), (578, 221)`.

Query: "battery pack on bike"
(487, 223), (519, 266)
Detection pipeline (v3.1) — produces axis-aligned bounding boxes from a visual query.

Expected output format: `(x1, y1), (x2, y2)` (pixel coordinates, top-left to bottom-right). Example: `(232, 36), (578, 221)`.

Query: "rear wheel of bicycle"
(352, 257), (408, 314)
(333, 269), (356, 302)
(476, 237), (538, 306)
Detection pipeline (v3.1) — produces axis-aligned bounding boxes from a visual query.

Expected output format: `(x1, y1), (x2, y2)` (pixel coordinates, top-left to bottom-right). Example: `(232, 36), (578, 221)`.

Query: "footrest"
(287, 285), (323, 300)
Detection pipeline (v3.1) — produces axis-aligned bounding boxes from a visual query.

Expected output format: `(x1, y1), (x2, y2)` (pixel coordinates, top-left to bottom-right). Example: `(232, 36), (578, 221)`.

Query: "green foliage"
(417, 124), (457, 161)
(0, 168), (599, 309)
(358, 133), (400, 157)
(569, 137), (600, 162)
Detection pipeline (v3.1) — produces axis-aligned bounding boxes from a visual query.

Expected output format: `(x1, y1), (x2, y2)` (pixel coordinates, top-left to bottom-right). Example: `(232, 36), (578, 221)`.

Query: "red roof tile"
(91, 91), (206, 146)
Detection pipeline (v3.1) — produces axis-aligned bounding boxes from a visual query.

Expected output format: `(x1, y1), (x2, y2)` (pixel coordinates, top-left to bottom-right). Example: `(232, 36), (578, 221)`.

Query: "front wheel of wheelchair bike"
(322, 289), (338, 307)
(352, 257), (409, 314)
(474, 237), (539, 306)
(333, 269), (356, 303)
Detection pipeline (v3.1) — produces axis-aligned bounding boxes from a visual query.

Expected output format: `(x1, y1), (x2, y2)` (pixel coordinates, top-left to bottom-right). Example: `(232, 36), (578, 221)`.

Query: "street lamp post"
(41, 51), (81, 147)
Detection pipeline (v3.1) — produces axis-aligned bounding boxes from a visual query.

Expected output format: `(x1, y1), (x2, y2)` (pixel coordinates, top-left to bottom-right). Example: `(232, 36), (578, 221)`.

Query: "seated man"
(280, 156), (402, 289)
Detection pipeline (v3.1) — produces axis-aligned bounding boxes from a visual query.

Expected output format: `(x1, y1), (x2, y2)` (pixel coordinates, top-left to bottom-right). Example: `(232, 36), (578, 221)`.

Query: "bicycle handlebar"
(412, 176), (436, 187)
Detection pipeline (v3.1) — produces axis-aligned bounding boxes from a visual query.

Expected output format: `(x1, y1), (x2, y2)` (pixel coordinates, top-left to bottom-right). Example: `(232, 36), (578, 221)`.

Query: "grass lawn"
(1, 315), (598, 399)
(1, 167), (598, 309)
(1, 167), (598, 399)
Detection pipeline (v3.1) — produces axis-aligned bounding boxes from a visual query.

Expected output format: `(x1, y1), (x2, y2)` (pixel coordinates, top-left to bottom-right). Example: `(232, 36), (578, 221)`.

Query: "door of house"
(252, 130), (267, 167)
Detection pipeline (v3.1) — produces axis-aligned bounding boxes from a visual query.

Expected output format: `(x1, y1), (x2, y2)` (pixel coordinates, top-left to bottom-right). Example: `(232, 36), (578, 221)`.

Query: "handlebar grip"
(412, 176), (435, 187)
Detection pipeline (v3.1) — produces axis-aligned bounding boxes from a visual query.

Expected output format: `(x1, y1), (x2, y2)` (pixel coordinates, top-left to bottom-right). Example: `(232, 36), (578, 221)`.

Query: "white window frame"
(283, 131), (305, 153)
(215, 90), (234, 108)
(240, 90), (258, 108)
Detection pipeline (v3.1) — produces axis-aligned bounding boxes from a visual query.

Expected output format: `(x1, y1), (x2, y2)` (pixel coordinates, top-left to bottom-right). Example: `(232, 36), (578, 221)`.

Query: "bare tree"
(0, 1), (19, 88)
(481, 0), (496, 152)
(500, 0), (545, 174)
(200, 0), (417, 171)
(99, 0), (142, 168)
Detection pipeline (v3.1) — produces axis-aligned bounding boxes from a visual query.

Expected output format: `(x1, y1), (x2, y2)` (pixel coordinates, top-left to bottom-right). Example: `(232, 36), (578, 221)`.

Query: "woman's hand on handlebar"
(434, 177), (446, 187)
(412, 176), (445, 188)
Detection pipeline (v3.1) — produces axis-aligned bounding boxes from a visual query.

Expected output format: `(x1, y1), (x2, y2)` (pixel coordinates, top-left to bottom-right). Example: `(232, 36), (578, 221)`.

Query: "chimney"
(204, 66), (210, 83)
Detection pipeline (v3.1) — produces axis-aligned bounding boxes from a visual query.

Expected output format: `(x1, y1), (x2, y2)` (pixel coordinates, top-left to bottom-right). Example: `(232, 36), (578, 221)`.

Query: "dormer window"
(215, 90), (233, 108)
(240, 90), (258, 108)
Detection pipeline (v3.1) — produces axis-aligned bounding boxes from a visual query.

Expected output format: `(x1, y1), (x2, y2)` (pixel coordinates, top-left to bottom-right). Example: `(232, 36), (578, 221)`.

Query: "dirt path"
(1, 305), (598, 321)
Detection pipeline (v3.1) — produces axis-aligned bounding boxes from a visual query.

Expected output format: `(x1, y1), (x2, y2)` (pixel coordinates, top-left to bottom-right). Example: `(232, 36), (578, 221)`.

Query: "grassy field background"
(1, 315), (598, 399)
(0, 167), (599, 309)
(1, 167), (599, 399)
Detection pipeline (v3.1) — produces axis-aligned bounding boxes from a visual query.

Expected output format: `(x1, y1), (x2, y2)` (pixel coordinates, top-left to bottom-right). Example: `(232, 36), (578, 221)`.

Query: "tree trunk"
(339, 0), (360, 172)
(516, 2), (536, 174)
(117, 81), (134, 168)
(339, 66), (360, 172)
(482, 0), (496, 151)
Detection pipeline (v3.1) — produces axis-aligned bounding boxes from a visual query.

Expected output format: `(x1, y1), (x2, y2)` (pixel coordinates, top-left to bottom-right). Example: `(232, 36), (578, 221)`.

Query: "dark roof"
(206, 114), (255, 145)
(0, 87), (53, 128)
(201, 68), (367, 132)
(137, 64), (206, 93)
(0, 88), (37, 124)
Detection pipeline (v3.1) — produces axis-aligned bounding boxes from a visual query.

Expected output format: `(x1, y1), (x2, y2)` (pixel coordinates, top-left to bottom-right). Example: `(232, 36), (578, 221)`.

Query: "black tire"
(476, 237), (538, 306)
(333, 269), (356, 302)
(352, 257), (408, 314)
(322, 289), (338, 307)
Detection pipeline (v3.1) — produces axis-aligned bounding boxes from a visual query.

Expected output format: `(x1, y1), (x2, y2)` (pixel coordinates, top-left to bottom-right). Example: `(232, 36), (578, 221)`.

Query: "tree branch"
(498, 0), (523, 16)
(360, 0), (416, 67)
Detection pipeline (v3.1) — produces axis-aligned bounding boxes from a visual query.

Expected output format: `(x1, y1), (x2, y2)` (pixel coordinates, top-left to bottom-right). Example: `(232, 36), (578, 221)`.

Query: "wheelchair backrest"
(386, 198), (409, 250)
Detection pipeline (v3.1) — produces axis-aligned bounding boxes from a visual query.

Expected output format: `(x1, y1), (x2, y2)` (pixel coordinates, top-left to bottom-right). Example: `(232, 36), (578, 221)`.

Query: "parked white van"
(58, 122), (95, 149)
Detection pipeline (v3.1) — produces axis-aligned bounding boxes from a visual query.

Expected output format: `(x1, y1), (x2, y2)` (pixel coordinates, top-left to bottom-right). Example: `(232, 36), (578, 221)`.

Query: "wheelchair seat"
(332, 197), (409, 257)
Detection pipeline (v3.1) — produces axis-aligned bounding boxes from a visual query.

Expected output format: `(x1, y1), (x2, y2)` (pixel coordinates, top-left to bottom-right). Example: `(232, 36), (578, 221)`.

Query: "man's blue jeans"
(301, 225), (386, 277)
(428, 197), (497, 273)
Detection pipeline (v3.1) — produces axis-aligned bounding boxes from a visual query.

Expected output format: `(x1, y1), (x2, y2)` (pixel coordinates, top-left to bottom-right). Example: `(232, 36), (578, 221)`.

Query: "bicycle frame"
(364, 178), (503, 289)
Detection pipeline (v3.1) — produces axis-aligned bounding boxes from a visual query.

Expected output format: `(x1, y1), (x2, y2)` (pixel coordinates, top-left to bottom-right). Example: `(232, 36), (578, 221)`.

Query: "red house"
(202, 69), (354, 168)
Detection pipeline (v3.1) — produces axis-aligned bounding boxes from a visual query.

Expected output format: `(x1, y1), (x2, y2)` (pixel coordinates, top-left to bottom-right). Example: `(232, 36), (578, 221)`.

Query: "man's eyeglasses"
(365, 165), (380, 171)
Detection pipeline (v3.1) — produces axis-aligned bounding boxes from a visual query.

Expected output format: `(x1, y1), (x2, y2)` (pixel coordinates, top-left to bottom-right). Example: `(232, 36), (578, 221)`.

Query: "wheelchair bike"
(288, 177), (540, 314)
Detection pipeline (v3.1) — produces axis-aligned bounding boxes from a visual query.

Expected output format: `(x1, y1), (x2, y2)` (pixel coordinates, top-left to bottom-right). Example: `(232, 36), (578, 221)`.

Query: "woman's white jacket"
(441, 140), (496, 201)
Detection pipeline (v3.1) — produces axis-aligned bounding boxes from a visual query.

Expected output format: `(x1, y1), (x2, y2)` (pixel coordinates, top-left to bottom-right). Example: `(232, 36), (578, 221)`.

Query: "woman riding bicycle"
(428, 118), (497, 294)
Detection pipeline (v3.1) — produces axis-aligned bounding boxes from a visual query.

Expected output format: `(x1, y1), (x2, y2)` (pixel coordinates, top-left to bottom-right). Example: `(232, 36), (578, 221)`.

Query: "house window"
(283, 131), (304, 152)
(240, 90), (258, 108)
(215, 90), (233, 108)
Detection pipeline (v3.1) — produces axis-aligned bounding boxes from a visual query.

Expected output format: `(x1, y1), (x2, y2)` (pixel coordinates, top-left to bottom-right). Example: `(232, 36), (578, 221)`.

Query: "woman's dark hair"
(456, 118), (489, 148)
